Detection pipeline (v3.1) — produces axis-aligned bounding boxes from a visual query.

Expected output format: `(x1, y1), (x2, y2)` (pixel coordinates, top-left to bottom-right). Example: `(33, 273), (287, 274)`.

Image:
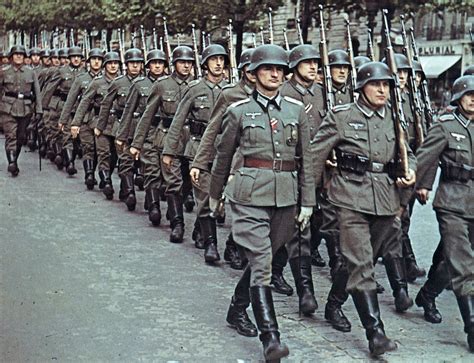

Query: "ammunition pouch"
(188, 119), (207, 137)
(441, 161), (474, 183)
(336, 148), (397, 178)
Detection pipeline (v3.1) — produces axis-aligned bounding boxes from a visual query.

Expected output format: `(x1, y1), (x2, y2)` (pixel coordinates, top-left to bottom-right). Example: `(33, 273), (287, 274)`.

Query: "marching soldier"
(71, 51), (121, 193)
(115, 49), (167, 208)
(29, 48), (42, 70)
(95, 48), (143, 204)
(0, 45), (42, 176)
(0, 51), (9, 66)
(415, 75), (474, 353)
(25, 47), (43, 151)
(328, 49), (352, 105)
(311, 62), (416, 356)
(40, 49), (51, 68)
(210, 44), (315, 361)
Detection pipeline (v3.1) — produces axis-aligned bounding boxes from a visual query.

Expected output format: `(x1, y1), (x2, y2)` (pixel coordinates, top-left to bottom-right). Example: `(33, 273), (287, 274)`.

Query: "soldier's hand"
(396, 169), (416, 188)
(209, 197), (219, 213)
(58, 122), (64, 132)
(296, 206), (313, 231)
(130, 147), (140, 159)
(227, 174), (234, 183)
(115, 139), (125, 152)
(94, 128), (101, 137)
(162, 155), (173, 169)
(190, 167), (200, 185)
(71, 126), (80, 138)
(415, 188), (430, 205)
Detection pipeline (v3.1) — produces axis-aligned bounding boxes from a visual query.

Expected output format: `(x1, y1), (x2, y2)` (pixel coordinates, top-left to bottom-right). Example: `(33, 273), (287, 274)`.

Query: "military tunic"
(210, 91), (316, 286)
(416, 110), (474, 296)
(311, 100), (416, 291)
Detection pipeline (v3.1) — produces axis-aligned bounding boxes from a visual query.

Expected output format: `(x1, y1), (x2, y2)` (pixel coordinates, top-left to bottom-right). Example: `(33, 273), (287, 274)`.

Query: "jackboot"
(53, 142), (64, 170)
(27, 127), (37, 151)
(289, 256), (318, 314)
(46, 141), (56, 162)
(192, 218), (204, 249)
(402, 236), (426, 283)
(271, 247), (293, 296)
(385, 258), (414, 313)
(38, 133), (47, 158)
(65, 148), (77, 175)
(226, 267), (257, 337)
(251, 286), (289, 361)
(121, 173), (136, 211)
(134, 160), (144, 191)
(146, 188), (161, 226)
(6, 150), (19, 176)
(325, 268), (351, 332)
(457, 295), (474, 352)
(351, 290), (397, 356)
(99, 170), (114, 200)
(83, 159), (95, 190)
(224, 233), (247, 270)
(167, 194), (185, 243)
(325, 234), (344, 280)
(200, 217), (220, 263)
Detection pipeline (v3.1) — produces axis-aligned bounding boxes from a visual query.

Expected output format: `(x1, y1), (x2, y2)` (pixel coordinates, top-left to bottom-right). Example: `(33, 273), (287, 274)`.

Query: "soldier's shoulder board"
(222, 83), (237, 90)
(283, 96), (304, 106)
(157, 75), (169, 82)
(188, 79), (201, 88)
(133, 76), (146, 83)
(333, 104), (351, 113)
(115, 75), (125, 81)
(229, 98), (251, 108)
(439, 113), (455, 122)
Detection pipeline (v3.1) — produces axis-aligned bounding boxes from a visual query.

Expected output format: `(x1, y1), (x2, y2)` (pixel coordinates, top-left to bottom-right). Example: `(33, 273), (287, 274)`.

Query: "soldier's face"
(415, 72), (422, 87)
(51, 57), (60, 66)
(459, 92), (474, 118)
(296, 59), (318, 82)
(206, 55), (225, 77)
(11, 53), (24, 66)
(42, 57), (51, 66)
(31, 54), (41, 65)
(398, 69), (408, 89)
(89, 57), (103, 72)
(127, 61), (142, 76)
(1, 57), (9, 64)
(148, 60), (165, 77)
(24, 57), (31, 65)
(243, 66), (256, 84)
(362, 80), (390, 108)
(105, 61), (120, 75)
(330, 65), (349, 86)
(175, 60), (192, 77)
(60, 57), (69, 65)
(255, 65), (284, 93)
(316, 70), (323, 84)
(70, 56), (82, 67)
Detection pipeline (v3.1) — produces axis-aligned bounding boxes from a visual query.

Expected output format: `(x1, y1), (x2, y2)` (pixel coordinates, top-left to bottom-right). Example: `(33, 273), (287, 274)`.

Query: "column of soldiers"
(0, 22), (472, 361)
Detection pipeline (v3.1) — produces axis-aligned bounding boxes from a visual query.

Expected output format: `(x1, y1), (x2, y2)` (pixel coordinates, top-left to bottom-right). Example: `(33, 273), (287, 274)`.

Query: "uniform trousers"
(96, 134), (117, 172)
(3, 114), (29, 152)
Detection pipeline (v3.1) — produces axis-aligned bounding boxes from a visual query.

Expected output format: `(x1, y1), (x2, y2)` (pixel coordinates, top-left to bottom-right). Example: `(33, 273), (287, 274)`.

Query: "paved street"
(0, 136), (472, 362)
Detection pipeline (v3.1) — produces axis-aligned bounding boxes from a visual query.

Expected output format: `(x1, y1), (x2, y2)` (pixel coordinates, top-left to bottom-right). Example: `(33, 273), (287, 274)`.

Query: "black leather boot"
(167, 194), (185, 243)
(134, 159), (144, 191)
(184, 192), (195, 213)
(27, 127), (37, 151)
(6, 150), (19, 176)
(251, 286), (289, 360)
(226, 267), (257, 337)
(456, 295), (474, 352)
(38, 133), (47, 158)
(376, 281), (385, 294)
(385, 258), (414, 313)
(192, 218), (204, 249)
(83, 159), (95, 190)
(271, 247), (293, 296)
(351, 290), (397, 356)
(224, 233), (247, 270)
(200, 217), (220, 263)
(146, 188), (161, 226)
(121, 173), (136, 211)
(325, 268), (351, 332)
(289, 256), (318, 314)
(99, 170), (114, 200)
(402, 236), (426, 282)
(326, 234), (344, 280)
(53, 142), (64, 170)
(65, 148), (77, 175)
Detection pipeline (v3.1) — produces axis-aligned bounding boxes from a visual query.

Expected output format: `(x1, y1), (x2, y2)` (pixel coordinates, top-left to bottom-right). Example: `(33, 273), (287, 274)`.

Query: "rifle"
(70, 28), (75, 47)
(382, 9), (409, 178)
(296, 18), (304, 45)
(159, 36), (164, 52)
(409, 27), (434, 129)
(344, 16), (357, 102)
(259, 27), (265, 45)
(251, 33), (257, 48)
(191, 24), (202, 79)
(268, 7), (274, 45)
(201, 31), (207, 49)
(131, 30), (137, 48)
(400, 15), (424, 150)
(117, 28), (126, 72)
(283, 28), (290, 51)
(318, 5), (335, 112)
(367, 28), (375, 61)
(140, 25), (148, 56)
(227, 19), (239, 84)
(163, 17), (174, 72)
(152, 28), (157, 49)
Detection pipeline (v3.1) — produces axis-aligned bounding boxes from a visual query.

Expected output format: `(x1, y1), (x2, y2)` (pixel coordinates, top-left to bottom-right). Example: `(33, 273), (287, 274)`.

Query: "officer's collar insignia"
(294, 81), (307, 95)
(254, 91), (282, 110)
(450, 132), (466, 141)
(245, 112), (262, 119)
(348, 122), (365, 130)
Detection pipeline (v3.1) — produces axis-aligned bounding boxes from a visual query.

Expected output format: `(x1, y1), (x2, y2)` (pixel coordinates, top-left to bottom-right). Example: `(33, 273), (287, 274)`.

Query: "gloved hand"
(296, 206), (313, 231)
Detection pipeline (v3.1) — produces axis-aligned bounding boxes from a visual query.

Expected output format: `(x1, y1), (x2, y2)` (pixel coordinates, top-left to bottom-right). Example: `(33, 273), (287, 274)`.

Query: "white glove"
(297, 206), (313, 231)
(209, 197), (219, 213)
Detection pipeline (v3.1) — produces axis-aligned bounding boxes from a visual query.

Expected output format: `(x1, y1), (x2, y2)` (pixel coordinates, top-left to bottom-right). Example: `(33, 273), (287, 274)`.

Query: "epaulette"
(283, 96), (304, 106)
(229, 98), (251, 108)
(333, 104), (351, 113)
(222, 83), (238, 90)
(157, 75), (169, 82)
(133, 76), (146, 83)
(188, 79), (201, 88)
(115, 75), (125, 80)
(439, 113), (455, 122)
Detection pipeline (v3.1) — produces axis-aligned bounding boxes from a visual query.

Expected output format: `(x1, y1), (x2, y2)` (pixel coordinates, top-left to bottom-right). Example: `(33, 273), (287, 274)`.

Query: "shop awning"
(419, 55), (461, 79)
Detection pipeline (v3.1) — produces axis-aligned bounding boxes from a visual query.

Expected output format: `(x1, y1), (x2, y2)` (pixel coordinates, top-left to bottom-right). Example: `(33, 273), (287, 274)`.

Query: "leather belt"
(5, 91), (33, 100)
(244, 157), (296, 172)
(189, 119), (207, 137)
(53, 91), (68, 101)
(441, 162), (474, 182)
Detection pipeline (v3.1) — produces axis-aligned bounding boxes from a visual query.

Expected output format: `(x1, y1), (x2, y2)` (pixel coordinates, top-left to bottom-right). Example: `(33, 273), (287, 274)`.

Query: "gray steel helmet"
(59, 47), (69, 58)
(463, 65), (474, 76)
(124, 48), (144, 63)
(40, 49), (51, 58)
(172, 46), (194, 63)
(238, 49), (254, 70)
(413, 60), (426, 79)
(29, 47), (41, 56)
(9, 45), (27, 57)
(0, 51), (5, 58)
(201, 44), (228, 66)
(382, 53), (410, 70)
(247, 44), (289, 72)
(450, 75), (474, 105)
(87, 48), (105, 61)
(68, 46), (83, 58)
(355, 62), (394, 90)
(146, 49), (167, 67)
(328, 49), (350, 67)
(354, 56), (371, 71)
(103, 51), (121, 66)
(50, 48), (60, 58)
(289, 44), (320, 69)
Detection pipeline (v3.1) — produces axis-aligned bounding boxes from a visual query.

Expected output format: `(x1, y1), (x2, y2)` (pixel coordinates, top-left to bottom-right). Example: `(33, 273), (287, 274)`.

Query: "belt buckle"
(110, 109), (116, 115)
(273, 159), (283, 171)
(18, 93), (24, 99)
(372, 162), (384, 173)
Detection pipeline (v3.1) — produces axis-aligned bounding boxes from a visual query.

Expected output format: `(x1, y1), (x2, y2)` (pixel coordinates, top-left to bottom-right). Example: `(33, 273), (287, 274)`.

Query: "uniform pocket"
(344, 129), (368, 141)
(282, 118), (299, 146)
(242, 119), (266, 147)
(233, 168), (257, 203)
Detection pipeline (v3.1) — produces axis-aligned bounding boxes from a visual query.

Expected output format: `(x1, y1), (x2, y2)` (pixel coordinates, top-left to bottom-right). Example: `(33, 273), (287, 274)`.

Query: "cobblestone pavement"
(0, 137), (472, 362)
